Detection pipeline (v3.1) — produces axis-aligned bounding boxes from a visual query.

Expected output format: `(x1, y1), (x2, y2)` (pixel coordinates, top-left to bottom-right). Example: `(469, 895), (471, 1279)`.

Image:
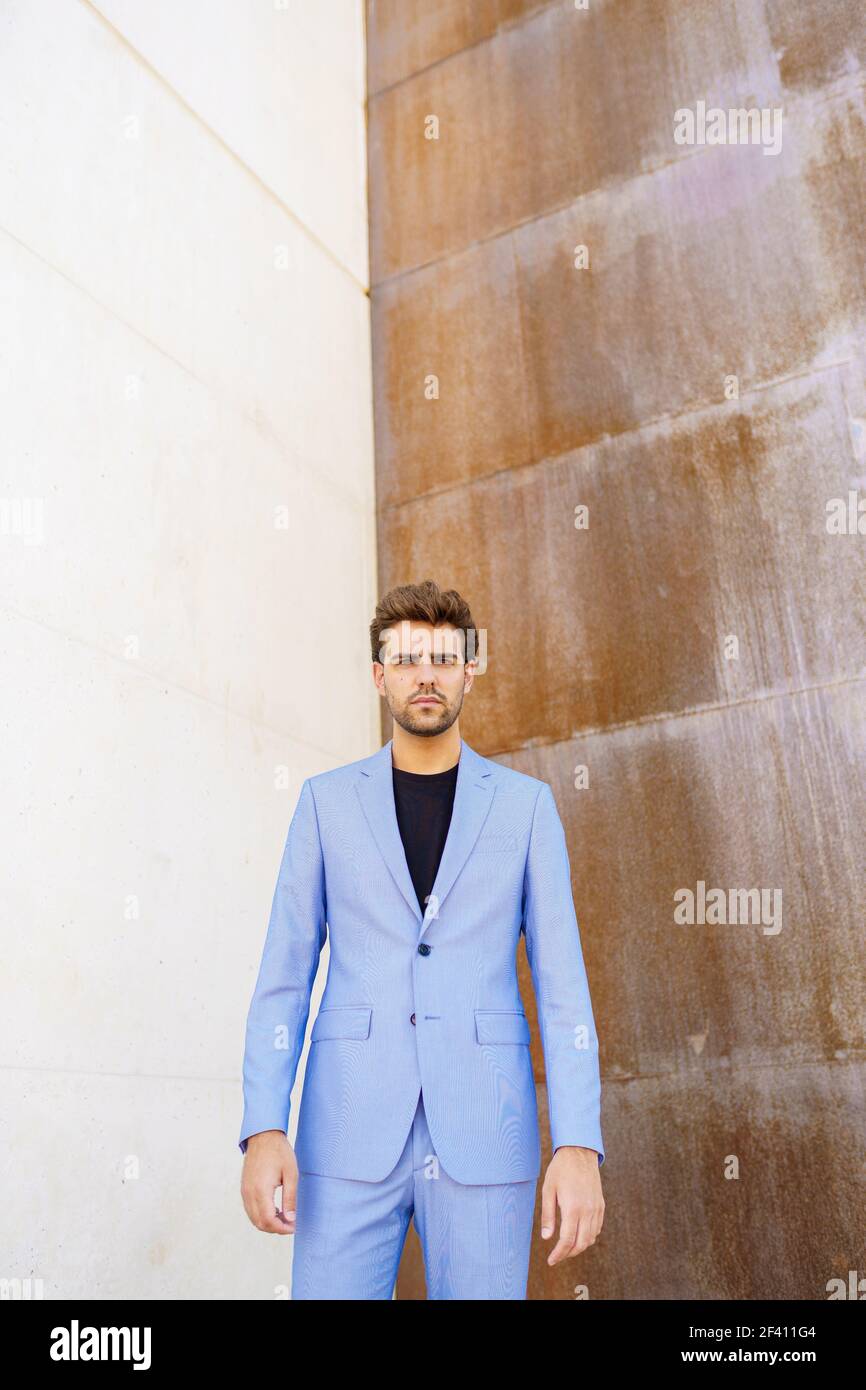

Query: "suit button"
(410, 1013), (416, 1025)
(417, 943), (431, 956)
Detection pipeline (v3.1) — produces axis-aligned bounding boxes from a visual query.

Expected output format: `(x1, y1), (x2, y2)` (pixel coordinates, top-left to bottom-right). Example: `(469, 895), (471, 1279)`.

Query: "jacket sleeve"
(238, 778), (327, 1154)
(522, 781), (605, 1165)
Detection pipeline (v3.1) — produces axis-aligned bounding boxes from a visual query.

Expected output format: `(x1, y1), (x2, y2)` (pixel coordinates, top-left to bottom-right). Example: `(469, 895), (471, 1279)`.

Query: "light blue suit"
(239, 737), (604, 1297)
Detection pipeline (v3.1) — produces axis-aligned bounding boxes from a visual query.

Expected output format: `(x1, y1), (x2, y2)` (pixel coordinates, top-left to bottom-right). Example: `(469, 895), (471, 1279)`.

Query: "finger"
(547, 1208), (578, 1265)
(568, 1208), (594, 1257)
(281, 1170), (297, 1227)
(568, 1205), (604, 1257)
(540, 1181), (557, 1239)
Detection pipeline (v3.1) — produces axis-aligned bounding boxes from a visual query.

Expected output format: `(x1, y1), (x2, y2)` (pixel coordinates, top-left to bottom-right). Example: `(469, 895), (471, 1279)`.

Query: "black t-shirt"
(392, 758), (459, 916)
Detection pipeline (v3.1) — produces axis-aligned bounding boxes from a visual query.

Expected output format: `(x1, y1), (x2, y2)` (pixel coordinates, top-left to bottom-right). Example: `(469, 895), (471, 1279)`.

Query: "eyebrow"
(391, 650), (461, 659)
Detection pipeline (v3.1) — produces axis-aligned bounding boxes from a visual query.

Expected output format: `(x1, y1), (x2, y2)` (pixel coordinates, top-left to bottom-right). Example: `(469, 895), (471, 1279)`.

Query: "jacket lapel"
(355, 738), (422, 926)
(355, 736), (496, 936)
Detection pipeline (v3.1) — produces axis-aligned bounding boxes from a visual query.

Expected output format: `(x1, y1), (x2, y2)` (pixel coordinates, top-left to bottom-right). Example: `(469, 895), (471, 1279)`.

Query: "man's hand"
(540, 1146), (605, 1265)
(240, 1130), (298, 1235)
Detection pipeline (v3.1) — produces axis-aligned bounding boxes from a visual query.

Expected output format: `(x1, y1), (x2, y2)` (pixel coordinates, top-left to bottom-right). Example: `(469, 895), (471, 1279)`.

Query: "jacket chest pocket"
(310, 1006), (372, 1041)
(474, 1009), (531, 1045)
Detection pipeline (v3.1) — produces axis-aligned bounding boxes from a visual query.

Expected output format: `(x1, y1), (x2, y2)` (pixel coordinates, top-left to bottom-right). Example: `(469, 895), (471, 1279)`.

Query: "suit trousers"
(291, 1088), (538, 1300)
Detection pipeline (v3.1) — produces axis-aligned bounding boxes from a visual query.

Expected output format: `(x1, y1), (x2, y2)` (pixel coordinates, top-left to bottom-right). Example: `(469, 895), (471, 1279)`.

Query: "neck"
(391, 725), (462, 774)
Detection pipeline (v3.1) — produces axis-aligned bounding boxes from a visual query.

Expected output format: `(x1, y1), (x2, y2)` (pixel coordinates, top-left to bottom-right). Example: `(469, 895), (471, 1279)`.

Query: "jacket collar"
(355, 736), (496, 937)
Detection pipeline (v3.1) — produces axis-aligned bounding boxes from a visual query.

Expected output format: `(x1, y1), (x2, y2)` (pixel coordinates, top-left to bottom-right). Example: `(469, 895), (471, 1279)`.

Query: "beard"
(389, 692), (461, 738)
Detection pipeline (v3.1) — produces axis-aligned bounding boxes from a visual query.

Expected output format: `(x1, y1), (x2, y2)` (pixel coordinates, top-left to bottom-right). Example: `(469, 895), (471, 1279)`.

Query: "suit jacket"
(238, 737), (605, 1183)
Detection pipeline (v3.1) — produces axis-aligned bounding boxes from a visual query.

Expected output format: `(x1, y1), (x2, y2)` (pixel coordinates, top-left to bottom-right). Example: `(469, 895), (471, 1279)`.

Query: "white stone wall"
(0, 0), (375, 1299)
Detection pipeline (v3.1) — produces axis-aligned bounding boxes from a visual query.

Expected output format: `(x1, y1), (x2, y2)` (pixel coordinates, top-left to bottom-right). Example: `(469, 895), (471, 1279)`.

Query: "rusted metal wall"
(365, 0), (866, 1299)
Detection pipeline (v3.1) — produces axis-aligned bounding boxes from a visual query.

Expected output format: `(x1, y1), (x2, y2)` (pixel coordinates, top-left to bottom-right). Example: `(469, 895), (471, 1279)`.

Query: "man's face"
(375, 621), (474, 738)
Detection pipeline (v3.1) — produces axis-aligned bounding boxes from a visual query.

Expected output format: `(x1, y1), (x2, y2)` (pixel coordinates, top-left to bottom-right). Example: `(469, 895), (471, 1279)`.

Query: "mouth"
(412, 698), (441, 705)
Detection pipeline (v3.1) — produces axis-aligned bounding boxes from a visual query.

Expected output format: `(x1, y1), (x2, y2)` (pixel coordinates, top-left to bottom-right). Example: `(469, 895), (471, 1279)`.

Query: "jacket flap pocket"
(310, 1005), (372, 1042)
(475, 1009), (531, 1045)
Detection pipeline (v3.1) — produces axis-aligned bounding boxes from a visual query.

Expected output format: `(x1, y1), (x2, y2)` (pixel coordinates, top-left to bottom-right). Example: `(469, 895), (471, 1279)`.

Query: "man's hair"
(370, 580), (478, 665)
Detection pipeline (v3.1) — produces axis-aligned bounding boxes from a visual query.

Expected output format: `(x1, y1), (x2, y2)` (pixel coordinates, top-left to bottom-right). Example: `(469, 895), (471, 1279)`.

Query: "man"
(239, 580), (605, 1299)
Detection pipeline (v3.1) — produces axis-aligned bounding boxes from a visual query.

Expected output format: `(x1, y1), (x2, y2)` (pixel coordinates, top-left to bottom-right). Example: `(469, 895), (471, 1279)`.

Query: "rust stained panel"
(379, 367), (866, 738)
(371, 94), (866, 492)
(372, 237), (534, 508)
(367, 0), (493, 98)
(517, 685), (866, 1297)
(368, 31), (513, 285)
(366, 0), (549, 97)
(514, 93), (866, 461)
(504, 682), (866, 1081)
(524, 1061), (866, 1299)
(368, 0), (786, 283)
(767, 0), (866, 95)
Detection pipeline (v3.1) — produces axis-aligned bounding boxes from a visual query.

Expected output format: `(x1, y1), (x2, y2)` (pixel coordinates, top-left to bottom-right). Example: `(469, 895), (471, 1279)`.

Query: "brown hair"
(370, 580), (478, 665)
